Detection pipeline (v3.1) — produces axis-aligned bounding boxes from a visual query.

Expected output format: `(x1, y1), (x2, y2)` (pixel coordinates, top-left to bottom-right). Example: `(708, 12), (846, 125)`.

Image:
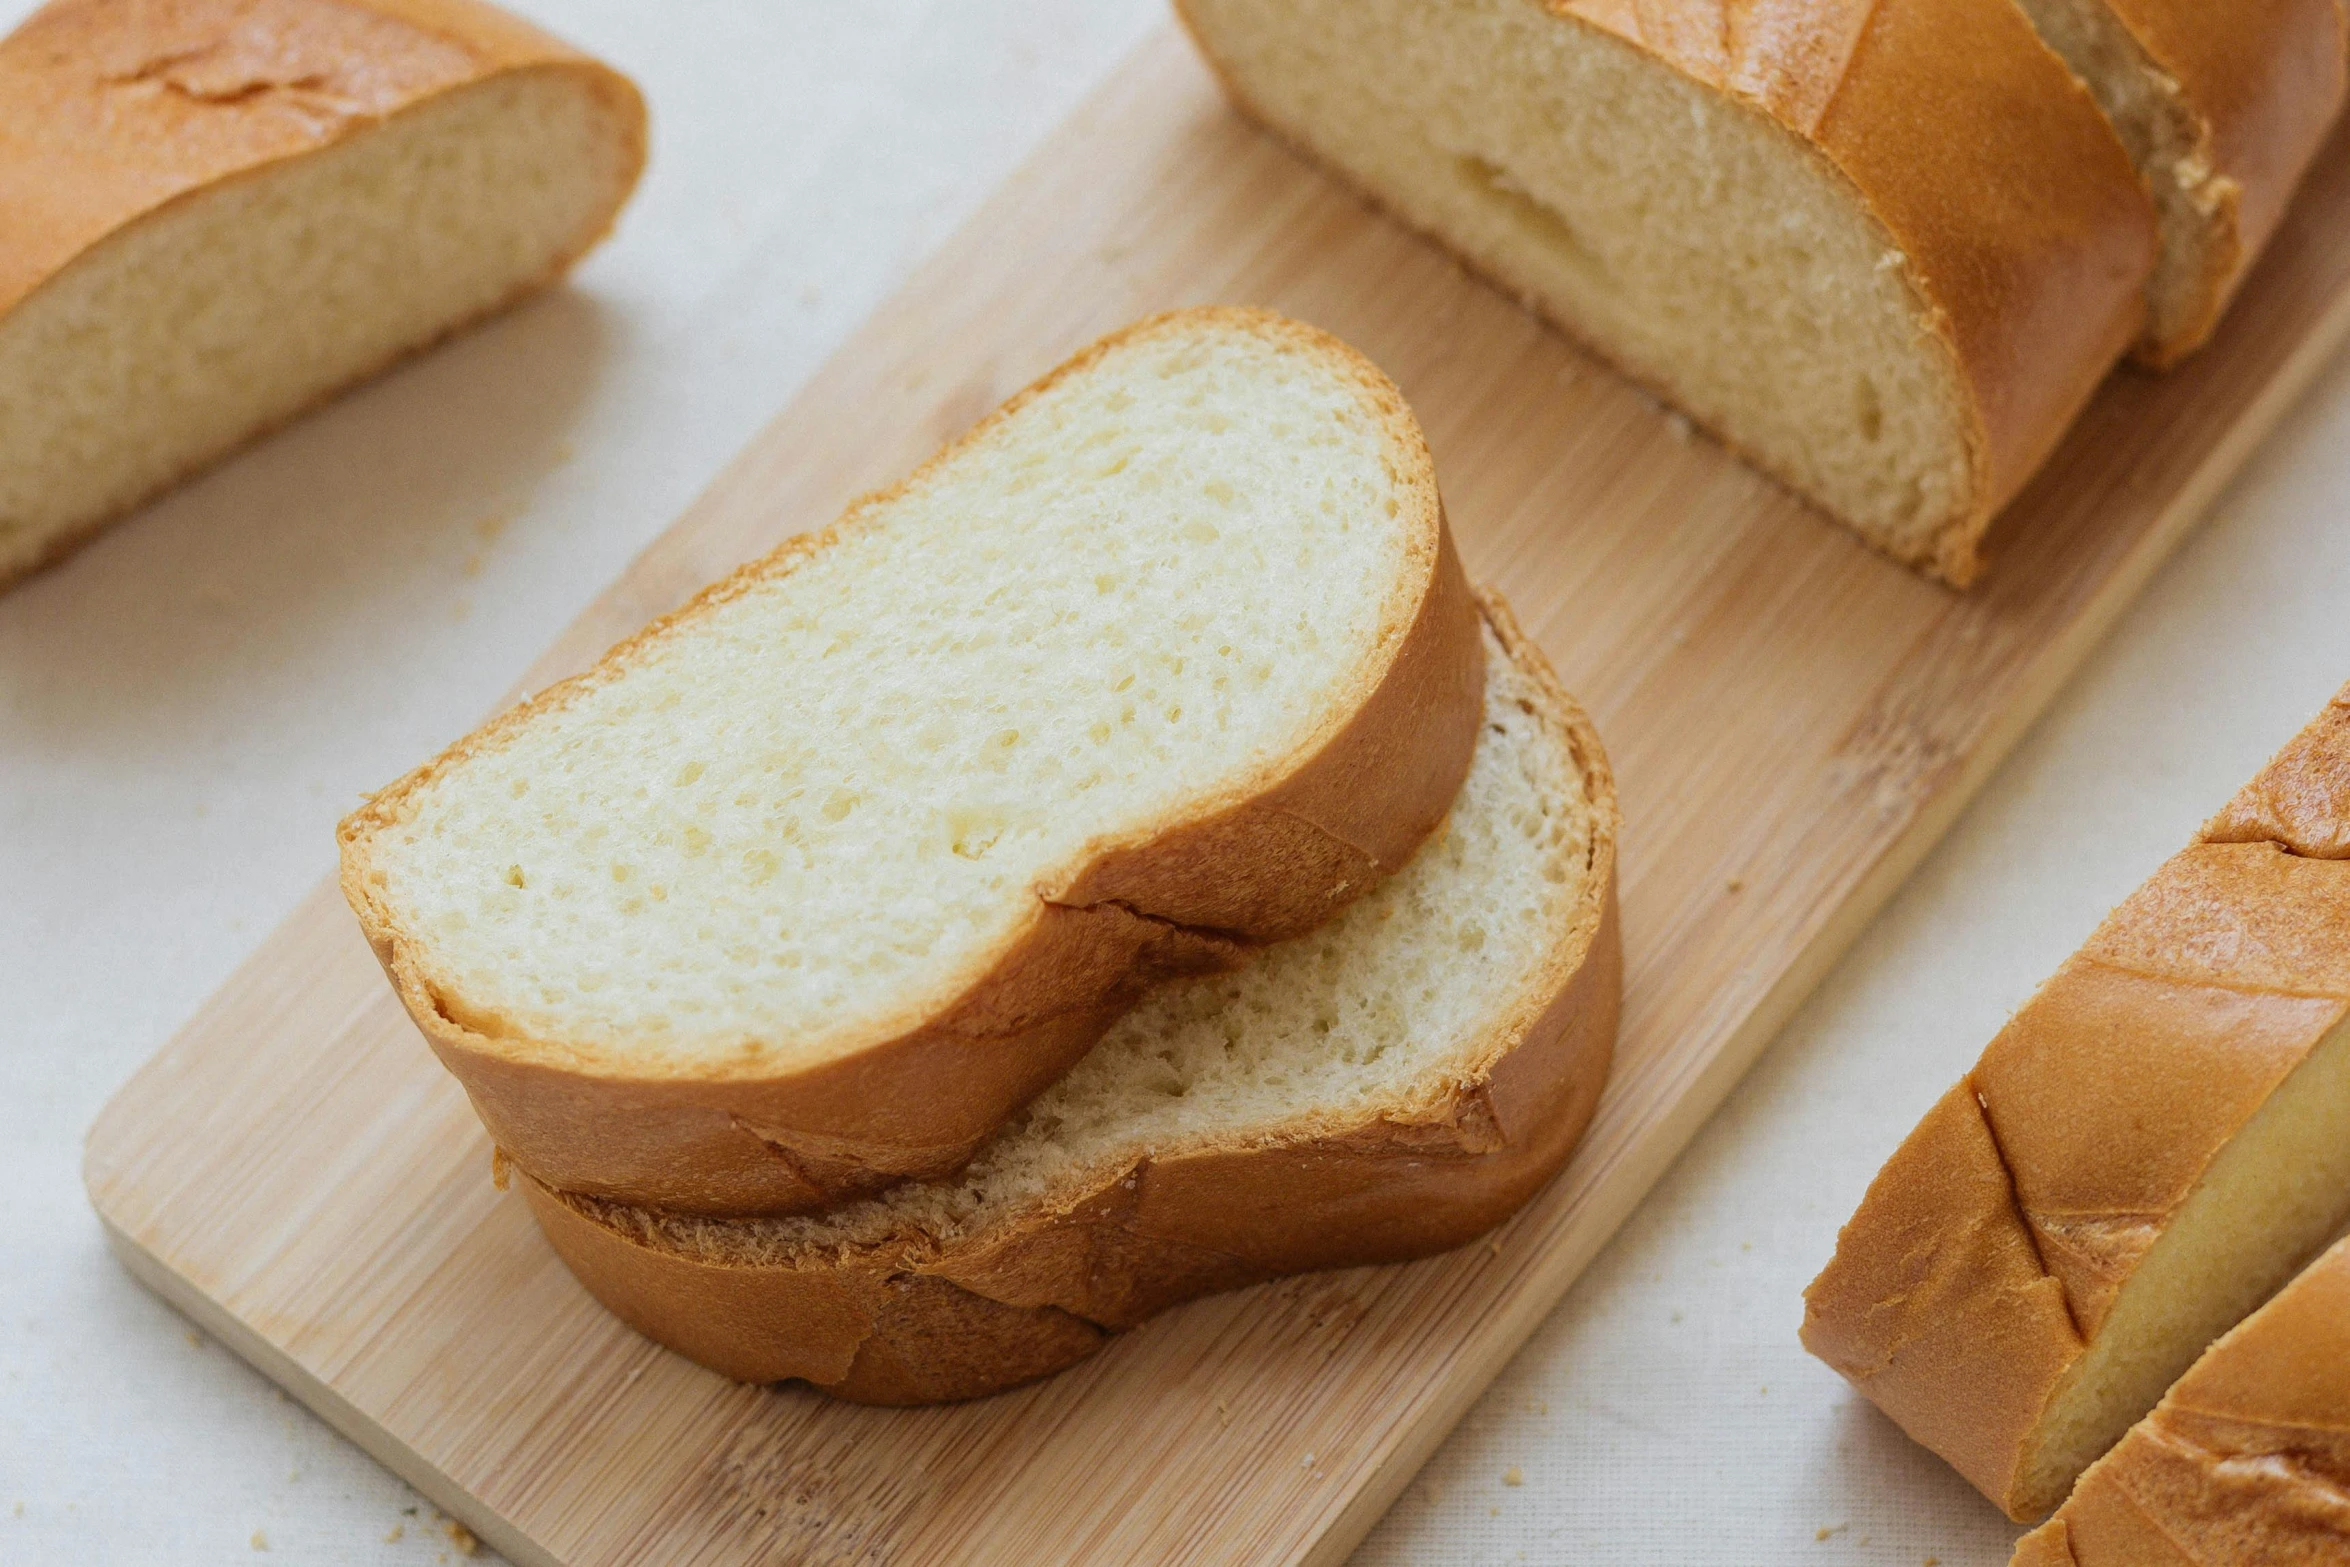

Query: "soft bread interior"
(1180, 0), (1976, 566)
(0, 68), (636, 580)
(2020, 1012), (2350, 1516)
(356, 315), (1428, 1072)
(2011, 0), (2223, 359)
(585, 624), (1593, 1265)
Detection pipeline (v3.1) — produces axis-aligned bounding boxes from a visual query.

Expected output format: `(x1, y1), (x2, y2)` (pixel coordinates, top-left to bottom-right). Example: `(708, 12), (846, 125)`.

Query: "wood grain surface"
(84, 29), (2350, 1567)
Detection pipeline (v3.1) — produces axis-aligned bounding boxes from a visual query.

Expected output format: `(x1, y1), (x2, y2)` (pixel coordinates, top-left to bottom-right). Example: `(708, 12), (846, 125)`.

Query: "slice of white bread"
(2011, 1231), (2350, 1566)
(1174, 0), (2159, 587)
(0, 0), (647, 590)
(518, 599), (1619, 1405)
(2012, 0), (2348, 366)
(1802, 682), (2350, 1521)
(341, 308), (1488, 1218)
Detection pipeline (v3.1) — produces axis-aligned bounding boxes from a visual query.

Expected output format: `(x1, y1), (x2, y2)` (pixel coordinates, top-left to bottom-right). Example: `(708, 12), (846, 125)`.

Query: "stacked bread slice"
(1803, 682), (2350, 1523)
(0, 0), (648, 591)
(340, 307), (1623, 1400)
(1176, 0), (2346, 584)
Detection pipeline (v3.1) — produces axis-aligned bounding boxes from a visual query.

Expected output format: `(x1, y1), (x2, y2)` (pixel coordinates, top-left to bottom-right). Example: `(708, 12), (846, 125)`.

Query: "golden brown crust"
(2204, 687), (2350, 858)
(1176, 0), (2158, 586)
(1802, 681), (2350, 1520)
(2011, 1236), (2350, 1565)
(0, 0), (648, 590)
(2099, 0), (2350, 365)
(516, 596), (1621, 1403)
(342, 307), (1489, 1216)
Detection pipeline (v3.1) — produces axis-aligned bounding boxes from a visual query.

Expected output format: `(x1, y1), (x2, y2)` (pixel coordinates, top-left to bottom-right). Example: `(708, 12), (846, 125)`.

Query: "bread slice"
(0, 0), (647, 590)
(2012, 0), (2349, 366)
(341, 307), (1488, 1218)
(1802, 682), (2350, 1521)
(1174, 0), (2158, 586)
(518, 598), (1618, 1404)
(2012, 1231), (2350, 1565)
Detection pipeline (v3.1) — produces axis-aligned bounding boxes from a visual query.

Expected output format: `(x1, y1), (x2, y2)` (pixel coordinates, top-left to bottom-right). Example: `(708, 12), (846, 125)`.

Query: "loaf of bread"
(2013, 0), (2348, 366)
(0, 0), (647, 590)
(520, 599), (1618, 1404)
(1175, 0), (2160, 586)
(1802, 681), (2350, 1521)
(342, 308), (1487, 1217)
(2012, 1232), (2350, 1565)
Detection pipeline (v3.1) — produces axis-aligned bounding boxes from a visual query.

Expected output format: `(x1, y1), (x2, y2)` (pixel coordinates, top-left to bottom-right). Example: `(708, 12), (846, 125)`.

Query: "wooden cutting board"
(85, 28), (2350, 1567)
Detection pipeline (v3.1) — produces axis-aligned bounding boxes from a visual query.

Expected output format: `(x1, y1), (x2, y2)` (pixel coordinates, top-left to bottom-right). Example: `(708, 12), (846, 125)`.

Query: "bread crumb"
(1816, 1522), (1848, 1540)
(1487, 1238), (1503, 1258)
(1726, 878), (1745, 894)
(250, 1531), (269, 1551)
(445, 1519), (479, 1556)
(1488, 1506), (1501, 1518)
(1664, 411), (1694, 443)
(185, 1327), (203, 1347)
(491, 1148), (512, 1192)
(1215, 1398), (1231, 1426)
(385, 1524), (405, 1543)
(1502, 1467), (1524, 1487)
(12, 1501), (23, 1517)
(1300, 1453), (1315, 1469)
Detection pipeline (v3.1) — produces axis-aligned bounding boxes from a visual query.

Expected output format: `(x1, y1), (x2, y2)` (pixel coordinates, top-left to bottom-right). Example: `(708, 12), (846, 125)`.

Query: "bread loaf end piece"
(1176, 0), (2158, 586)
(520, 597), (1619, 1402)
(2012, 0), (2348, 366)
(2010, 1233), (2350, 1564)
(1803, 680), (2350, 1520)
(0, 0), (648, 589)
(342, 307), (1486, 1215)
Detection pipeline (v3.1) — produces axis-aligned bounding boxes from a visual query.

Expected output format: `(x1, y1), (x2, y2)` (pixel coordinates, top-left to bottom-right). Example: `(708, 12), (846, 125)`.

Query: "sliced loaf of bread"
(0, 0), (647, 590)
(2011, 1231), (2350, 1565)
(1802, 681), (2350, 1521)
(2013, 0), (2348, 366)
(1175, 0), (2160, 586)
(519, 598), (1618, 1403)
(342, 308), (1488, 1217)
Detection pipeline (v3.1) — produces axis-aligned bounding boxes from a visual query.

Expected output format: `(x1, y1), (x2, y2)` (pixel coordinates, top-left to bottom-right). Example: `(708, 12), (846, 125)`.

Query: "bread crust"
(1801, 680), (2350, 1520)
(2094, 0), (2349, 365)
(1174, 0), (2159, 587)
(0, 0), (648, 590)
(341, 308), (1490, 1217)
(2010, 1234), (2350, 1564)
(514, 594), (1620, 1403)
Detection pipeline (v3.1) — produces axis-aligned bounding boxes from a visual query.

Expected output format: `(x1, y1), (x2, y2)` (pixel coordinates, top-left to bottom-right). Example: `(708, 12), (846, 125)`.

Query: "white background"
(4, 3), (2346, 1562)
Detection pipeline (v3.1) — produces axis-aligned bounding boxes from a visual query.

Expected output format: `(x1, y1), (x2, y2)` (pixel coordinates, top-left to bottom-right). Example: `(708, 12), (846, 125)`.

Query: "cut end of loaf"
(1179, 0), (1987, 579)
(2012, 0), (2238, 365)
(2013, 1006), (2350, 1517)
(0, 55), (644, 586)
(1804, 828), (2350, 1523)
(343, 307), (1453, 1078)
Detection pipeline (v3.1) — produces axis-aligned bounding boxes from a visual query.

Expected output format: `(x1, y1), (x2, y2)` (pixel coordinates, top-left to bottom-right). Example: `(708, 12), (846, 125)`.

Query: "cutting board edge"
(93, 1213), (560, 1567)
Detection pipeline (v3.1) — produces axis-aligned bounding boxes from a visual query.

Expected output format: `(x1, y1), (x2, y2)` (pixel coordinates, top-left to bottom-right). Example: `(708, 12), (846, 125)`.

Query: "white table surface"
(5, 3), (2347, 1561)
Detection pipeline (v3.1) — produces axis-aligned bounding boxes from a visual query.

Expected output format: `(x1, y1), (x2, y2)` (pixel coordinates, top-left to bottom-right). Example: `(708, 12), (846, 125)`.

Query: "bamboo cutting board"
(85, 29), (2350, 1567)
